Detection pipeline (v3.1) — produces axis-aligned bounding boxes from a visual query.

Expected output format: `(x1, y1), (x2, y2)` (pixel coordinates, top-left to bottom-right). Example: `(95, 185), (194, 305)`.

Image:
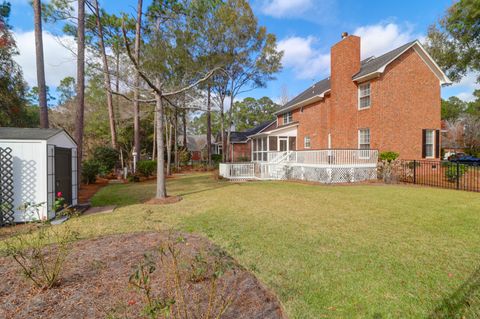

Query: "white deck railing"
(219, 149), (378, 182)
(286, 149), (378, 166)
(219, 163), (255, 179)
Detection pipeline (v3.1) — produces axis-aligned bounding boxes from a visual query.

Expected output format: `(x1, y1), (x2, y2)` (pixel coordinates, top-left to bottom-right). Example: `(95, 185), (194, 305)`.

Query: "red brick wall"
(276, 37), (441, 159)
(230, 142), (251, 162)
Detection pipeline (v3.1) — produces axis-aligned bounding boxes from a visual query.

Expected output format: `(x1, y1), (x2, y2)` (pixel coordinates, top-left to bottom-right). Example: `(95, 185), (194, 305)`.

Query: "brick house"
(247, 33), (451, 160)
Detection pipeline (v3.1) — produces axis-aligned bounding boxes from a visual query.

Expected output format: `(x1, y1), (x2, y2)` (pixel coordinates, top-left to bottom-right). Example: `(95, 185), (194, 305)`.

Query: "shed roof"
(0, 127), (67, 140)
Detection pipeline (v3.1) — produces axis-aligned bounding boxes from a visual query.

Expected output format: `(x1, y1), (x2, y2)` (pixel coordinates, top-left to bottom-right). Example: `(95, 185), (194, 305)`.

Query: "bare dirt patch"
(144, 196), (183, 205)
(0, 232), (285, 319)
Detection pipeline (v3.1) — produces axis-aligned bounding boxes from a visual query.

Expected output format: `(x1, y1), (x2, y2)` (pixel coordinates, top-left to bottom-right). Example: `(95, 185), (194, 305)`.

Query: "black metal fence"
(397, 160), (480, 192)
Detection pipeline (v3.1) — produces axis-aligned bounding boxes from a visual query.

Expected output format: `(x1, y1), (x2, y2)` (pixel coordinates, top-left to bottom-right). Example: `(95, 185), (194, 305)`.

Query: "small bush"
(444, 163), (468, 182)
(211, 154), (222, 164)
(179, 148), (191, 165)
(236, 156), (250, 162)
(137, 160), (157, 177)
(93, 146), (119, 176)
(379, 151), (399, 162)
(81, 160), (100, 184)
(128, 174), (140, 183)
(3, 226), (79, 289)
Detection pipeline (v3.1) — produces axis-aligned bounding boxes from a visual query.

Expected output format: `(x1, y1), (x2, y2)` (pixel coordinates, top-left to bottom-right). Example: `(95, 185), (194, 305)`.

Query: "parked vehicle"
(449, 154), (480, 166)
(447, 153), (466, 161)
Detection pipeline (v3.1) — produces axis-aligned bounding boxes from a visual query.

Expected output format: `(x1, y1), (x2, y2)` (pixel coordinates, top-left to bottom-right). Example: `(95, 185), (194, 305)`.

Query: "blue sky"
(9, 0), (478, 106)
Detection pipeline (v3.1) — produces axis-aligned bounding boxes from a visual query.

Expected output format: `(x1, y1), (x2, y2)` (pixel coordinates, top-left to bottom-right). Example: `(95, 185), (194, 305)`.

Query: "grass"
(8, 173), (480, 318)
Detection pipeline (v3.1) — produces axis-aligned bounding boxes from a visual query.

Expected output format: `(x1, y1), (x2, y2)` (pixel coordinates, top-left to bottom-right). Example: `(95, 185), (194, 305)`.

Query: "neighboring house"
(441, 119), (466, 158)
(247, 33), (451, 160)
(178, 134), (216, 161)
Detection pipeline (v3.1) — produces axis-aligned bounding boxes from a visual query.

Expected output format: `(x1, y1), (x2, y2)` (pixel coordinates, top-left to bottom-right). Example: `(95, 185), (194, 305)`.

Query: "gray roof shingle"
(276, 40), (418, 114)
(230, 120), (275, 143)
(0, 127), (65, 140)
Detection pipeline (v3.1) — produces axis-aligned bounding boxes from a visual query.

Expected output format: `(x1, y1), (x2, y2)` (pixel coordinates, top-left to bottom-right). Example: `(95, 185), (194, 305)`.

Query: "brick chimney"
(329, 33), (361, 147)
(331, 33), (361, 95)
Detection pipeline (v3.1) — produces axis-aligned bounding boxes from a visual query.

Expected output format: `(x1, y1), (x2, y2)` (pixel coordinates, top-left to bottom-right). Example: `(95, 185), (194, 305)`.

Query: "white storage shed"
(0, 127), (78, 223)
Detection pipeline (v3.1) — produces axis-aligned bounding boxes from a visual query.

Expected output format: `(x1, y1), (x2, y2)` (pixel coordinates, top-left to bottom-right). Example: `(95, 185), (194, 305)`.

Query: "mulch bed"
(0, 232), (286, 319)
(78, 178), (110, 204)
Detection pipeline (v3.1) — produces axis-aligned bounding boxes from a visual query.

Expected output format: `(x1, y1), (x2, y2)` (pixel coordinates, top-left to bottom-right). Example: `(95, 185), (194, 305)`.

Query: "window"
(358, 129), (370, 158)
(283, 112), (293, 124)
(358, 82), (371, 109)
(304, 136), (311, 148)
(424, 129), (434, 158)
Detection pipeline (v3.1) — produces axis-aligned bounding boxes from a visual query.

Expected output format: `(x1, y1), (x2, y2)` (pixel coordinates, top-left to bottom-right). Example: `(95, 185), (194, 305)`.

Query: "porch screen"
(269, 136), (277, 151)
(289, 137), (296, 151)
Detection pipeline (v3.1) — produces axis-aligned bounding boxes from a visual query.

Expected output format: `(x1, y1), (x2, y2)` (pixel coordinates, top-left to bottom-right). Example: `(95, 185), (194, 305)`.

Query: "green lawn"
(71, 174), (480, 318)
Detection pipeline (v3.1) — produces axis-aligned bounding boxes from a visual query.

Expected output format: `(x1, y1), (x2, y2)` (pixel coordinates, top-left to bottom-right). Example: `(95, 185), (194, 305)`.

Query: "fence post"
(456, 161), (460, 190)
(413, 160), (417, 184)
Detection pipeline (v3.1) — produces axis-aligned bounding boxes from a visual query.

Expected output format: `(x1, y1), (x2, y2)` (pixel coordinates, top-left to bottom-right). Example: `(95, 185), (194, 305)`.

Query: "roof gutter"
(352, 41), (452, 86)
(274, 90), (330, 115)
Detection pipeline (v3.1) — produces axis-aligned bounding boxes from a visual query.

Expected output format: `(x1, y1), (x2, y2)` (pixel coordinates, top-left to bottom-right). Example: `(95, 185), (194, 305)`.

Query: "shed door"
(55, 147), (72, 206)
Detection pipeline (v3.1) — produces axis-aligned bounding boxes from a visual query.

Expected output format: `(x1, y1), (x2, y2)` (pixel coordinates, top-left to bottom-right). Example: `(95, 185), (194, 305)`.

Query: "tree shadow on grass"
(429, 266), (480, 318)
(176, 182), (234, 197)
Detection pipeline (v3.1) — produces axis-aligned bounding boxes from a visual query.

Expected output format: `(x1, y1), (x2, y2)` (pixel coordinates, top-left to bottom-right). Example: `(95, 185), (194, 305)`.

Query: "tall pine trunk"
(133, 0), (143, 163)
(155, 79), (166, 198)
(219, 99), (225, 162)
(166, 115), (172, 176)
(94, 0), (116, 149)
(74, 0), (85, 178)
(33, 0), (48, 128)
(206, 85), (212, 166)
(174, 107), (178, 170)
(226, 82), (235, 163)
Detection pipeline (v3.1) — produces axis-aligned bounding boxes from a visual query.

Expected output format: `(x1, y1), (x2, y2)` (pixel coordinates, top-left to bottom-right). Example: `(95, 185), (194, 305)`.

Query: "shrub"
(81, 160), (100, 184)
(137, 160), (157, 177)
(128, 174), (140, 183)
(211, 154), (222, 164)
(93, 146), (119, 175)
(179, 148), (191, 165)
(444, 163), (468, 182)
(3, 226), (79, 289)
(379, 151), (399, 163)
(236, 156), (250, 162)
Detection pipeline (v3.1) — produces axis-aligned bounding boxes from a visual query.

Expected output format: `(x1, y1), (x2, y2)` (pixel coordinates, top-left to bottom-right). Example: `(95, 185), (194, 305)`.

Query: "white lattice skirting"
(286, 165), (377, 183)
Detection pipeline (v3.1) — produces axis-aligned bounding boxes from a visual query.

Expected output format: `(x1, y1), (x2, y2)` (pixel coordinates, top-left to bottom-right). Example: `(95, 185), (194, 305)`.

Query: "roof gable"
(276, 40), (451, 115)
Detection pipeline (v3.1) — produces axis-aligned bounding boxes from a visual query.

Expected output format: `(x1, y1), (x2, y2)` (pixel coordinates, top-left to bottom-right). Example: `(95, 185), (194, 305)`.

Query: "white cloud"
(353, 22), (419, 59)
(258, 0), (337, 23)
(13, 30), (77, 87)
(456, 92), (476, 102)
(450, 72), (479, 101)
(277, 36), (329, 80)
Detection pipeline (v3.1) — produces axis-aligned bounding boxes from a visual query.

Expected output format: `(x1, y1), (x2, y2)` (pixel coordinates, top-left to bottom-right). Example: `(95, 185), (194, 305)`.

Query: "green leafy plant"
(444, 162), (468, 182)
(137, 160), (157, 177)
(3, 225), (79, 289)
(178, 148), (191, 165)
(93, 146), (119, 175)
(127, 174), (141, 183)
(379, 151), (400, 163)
(211, 154), (222, 164)
(81, 159), (100, 184)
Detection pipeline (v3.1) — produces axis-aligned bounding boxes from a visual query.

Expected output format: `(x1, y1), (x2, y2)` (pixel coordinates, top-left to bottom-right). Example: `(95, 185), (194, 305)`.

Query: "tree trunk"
(155, 79), (166, 198)
(133, 0), (143, 163)
(219, 98), (226, 162)
(74, 0), (85, 179)
(166, 115), (172, 176)
(93, 0), (117, 149)
(152, 110), (156, 161)
(226, 83), (235, 163)
(182, 105), (187, 148)
(33, 0), (48, 128)
(174, 107), (178, 170)
(115, 51), (120, 127)
(206, 85), (212, 166)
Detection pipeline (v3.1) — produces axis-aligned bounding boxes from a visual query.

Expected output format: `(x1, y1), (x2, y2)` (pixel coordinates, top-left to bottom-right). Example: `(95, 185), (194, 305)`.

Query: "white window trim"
(425, 129), (435, 159)
(358, 128), (371, 159)
(283, 112), (293, 124)
(358, 82), (371, 110)
(304, 136), (311, 149)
